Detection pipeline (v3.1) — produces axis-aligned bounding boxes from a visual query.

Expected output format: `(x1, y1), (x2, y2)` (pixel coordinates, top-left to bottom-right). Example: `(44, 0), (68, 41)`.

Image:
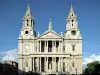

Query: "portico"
(31, 57), (69, 73)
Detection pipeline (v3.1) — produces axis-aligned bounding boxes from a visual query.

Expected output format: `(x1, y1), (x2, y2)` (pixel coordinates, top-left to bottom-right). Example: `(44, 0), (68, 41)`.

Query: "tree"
(83, 61), (100, 75)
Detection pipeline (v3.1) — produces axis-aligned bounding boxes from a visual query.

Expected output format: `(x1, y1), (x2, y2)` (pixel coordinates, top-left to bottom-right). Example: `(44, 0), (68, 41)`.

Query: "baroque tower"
(64, 4), (82, 74)
(18, 4), (36, 72)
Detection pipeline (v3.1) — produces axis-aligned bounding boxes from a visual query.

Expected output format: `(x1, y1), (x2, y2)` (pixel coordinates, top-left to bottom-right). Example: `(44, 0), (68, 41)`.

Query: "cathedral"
(18, 4), (82, 75)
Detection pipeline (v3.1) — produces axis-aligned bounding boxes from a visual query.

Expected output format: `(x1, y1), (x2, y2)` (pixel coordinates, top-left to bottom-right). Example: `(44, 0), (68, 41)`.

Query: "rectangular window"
(72, 45), (75, 51)
(63, 67), (65, 72)
(63, 45), (65, 52)
(63, 62), (65, 67)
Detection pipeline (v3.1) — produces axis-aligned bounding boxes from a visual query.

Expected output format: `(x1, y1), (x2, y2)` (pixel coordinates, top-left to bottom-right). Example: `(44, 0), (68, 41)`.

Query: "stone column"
(46, 57), (48, 72)
(47, 41), (48, 52)
(38, 57), (39, 71)
(60, 57), (63, 72)
(52, 57), (54, 72)
(53, 41), (55, 52)
(32, 41), (34, 53)
(66, 58), (68, 72)
(45, 41), (46, 52)
(29, 58), (32, 71)
(33, 57), (34, 71)
(59, 41), (61, 52)
(68, 58), (70, 73)
(52, 57), (54, 71)
(61, 41), (62, 52)
(55, 41), (57, 52)
(46, 41), (47, 52)
(38, 41), (40, 52)
(44, 57), (46, 72)
(52, 41), (53, 52)
(18, 58), (23, 71)
(37, 41), (39, 52)
(40, 41), (41, 52)
(54, 57), (56, 72)
(40, 57), (41, 72)
(58, 57), (60, 71)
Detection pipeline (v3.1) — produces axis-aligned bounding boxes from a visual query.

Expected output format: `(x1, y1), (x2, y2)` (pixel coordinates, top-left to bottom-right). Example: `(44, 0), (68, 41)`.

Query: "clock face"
(24, 30), (29, 35)
(71, 30), (76, 35)
(25, 31), (29, 34)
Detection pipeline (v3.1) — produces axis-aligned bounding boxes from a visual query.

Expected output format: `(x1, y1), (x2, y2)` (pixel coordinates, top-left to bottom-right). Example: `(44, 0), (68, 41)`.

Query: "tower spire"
(67, 4), (77, 19)
(48, 18), (52, 30)
(22, 4), (35, 30)
(70, 4), (74, 13)
(66, 4), (78, 30)
(25, 4), (32, 16)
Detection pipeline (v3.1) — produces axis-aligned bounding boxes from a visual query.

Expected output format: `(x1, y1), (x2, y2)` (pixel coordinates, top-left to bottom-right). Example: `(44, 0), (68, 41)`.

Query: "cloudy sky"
(0, 0), (100, 66)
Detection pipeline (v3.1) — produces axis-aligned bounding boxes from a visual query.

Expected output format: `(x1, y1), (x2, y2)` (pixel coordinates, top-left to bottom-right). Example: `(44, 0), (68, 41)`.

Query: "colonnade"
(29, 57), (69, 73)
(36, 40), (63, 52)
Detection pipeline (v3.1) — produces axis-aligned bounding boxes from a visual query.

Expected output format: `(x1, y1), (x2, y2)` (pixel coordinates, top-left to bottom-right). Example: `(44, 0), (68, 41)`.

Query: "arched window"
(72, 20), (74, 22)
(27, 20), (29, 26)
(63, 45), (65, 52)
(27, 14), (29, 16)
(31, 20), (33, 27)
(68, 20), (70, 22)
(25, 61), (28, 67)
(72, 62), (74, 67)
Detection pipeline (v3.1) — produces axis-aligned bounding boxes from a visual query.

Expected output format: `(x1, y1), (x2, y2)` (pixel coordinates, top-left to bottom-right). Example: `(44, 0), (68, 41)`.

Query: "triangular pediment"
(38, 30), (64, 39)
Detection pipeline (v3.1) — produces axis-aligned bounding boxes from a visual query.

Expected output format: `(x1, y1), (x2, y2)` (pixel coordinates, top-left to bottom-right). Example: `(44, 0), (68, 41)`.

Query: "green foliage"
(83, 61), (100, 75)
(87, 61), (99, 70)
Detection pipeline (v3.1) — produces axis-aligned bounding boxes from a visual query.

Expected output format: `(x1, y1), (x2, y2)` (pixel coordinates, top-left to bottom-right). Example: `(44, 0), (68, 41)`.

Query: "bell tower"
(64, 4), (82, 74)
(18, 4), (36, 72)
(21, 4), (36, 39)
(65, 4), (82, 40)
(66, 4), (78, 31)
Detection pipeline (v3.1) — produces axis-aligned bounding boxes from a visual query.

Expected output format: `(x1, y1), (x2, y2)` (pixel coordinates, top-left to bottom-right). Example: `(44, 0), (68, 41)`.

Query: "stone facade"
(18, 4), (82, 75)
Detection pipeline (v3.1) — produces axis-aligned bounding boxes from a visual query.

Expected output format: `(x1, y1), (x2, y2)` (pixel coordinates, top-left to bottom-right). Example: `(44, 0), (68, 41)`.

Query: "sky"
(0, 0), (100, 65)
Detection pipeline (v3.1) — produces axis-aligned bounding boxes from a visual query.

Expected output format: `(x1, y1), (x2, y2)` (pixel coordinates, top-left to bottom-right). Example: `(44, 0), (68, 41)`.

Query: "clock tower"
(18, 4), (36, 72)
(21, 4), (36, 39)
(65, 4), (82, 40)
(64, 4), (82, 74)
